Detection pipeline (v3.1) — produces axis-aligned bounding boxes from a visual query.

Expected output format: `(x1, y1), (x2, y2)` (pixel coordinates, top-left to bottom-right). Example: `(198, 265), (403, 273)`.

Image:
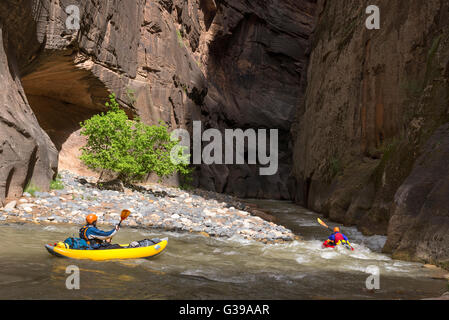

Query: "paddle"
(317, 218), (329, 229)
(317, 218), (354, 251)
(118, 209), (131, 227)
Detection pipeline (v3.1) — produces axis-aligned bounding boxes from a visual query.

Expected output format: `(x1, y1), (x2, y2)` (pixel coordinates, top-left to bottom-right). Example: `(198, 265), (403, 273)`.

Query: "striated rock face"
(384, 124), (449, 268)
(0, 0), (316, 202)
(0, 1), (58, 207)
(291, 0), (449, 265)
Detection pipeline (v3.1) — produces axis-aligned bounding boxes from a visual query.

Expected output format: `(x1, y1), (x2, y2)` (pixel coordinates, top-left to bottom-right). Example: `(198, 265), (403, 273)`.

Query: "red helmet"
(86, 213), (98, 225)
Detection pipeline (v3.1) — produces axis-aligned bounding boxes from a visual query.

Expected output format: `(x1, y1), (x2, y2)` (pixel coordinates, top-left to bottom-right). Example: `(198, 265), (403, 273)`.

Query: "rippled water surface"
(0, 200), (446, 299)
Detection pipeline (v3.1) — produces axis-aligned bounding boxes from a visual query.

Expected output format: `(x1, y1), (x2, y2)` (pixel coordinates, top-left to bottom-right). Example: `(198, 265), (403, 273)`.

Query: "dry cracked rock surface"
(0, 171), (295, 242)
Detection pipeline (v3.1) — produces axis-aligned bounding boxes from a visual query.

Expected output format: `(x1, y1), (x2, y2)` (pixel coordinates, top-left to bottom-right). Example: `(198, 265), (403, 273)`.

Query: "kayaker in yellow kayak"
(79, 213), (120, 249)
(45, 210), (169, 260)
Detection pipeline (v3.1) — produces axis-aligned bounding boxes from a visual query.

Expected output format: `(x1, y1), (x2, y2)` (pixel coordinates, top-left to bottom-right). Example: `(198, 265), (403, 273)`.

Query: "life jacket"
(79, 225), (89, 241)
(326, 232), (347, 246)
(333, 232), (353, 249)
(81, 224), (111, 246)
(334, 232), (345, 243)
(79, 224), (101, 245)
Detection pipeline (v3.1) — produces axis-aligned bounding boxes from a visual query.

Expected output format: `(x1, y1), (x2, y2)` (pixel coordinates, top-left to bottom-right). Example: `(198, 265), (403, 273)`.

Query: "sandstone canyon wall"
(0, 0), (316, 204)
(0, 1), (58, 207)
(291, 0), (449, 267)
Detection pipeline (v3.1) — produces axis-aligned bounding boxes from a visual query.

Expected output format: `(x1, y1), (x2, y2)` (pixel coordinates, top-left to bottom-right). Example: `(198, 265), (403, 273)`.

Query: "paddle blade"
(121, 209), (131, 221)
(317, 218), (329, 229)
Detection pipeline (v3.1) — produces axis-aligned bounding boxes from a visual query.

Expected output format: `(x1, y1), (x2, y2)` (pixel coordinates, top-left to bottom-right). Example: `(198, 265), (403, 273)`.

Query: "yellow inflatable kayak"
(45, 238), (168, 261)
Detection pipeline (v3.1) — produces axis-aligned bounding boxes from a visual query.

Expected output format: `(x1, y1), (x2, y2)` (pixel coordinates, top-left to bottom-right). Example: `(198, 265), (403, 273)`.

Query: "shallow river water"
(0, 200), (446, 299)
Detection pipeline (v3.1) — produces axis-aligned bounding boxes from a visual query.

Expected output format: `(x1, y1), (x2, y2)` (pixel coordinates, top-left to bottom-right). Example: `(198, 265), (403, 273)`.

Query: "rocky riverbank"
(0, 171), (296, 243)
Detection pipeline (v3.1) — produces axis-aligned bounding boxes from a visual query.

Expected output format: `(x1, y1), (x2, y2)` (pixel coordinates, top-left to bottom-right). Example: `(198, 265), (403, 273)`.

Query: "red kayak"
(322, 241), (336, 248)
(322, 240), (354, 251)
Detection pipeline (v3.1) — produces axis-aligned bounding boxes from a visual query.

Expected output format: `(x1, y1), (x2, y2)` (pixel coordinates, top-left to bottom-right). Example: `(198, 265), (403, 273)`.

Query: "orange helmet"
(86, 213), (98, 225)
(334, 227), (340, 233)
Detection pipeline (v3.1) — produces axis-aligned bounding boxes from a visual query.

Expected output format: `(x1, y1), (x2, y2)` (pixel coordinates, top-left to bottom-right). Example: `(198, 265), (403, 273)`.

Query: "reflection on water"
(0, 200), (446, 299)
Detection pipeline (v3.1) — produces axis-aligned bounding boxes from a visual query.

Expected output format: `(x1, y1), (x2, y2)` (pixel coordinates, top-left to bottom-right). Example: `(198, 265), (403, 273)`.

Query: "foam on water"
(223, 251), (239, 256)
(133, 218), (429, 281)
(295, 255), (311, 264)
(320, 251), (339, 260)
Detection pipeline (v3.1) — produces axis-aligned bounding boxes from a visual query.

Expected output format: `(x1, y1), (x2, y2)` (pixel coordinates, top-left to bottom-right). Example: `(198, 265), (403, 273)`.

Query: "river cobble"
(0, 171), (295, 242)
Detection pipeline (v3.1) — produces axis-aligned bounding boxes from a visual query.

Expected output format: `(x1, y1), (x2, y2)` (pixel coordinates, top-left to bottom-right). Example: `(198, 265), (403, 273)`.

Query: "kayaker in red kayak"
(323, 227), (354, 250)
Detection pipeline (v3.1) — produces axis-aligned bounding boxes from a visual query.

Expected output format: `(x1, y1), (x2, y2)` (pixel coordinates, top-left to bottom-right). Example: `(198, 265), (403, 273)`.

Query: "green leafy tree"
(80, 93), (191, 183)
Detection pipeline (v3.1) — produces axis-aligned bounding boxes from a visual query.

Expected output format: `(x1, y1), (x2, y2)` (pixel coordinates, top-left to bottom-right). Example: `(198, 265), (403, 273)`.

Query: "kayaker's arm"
(87, 226), (118, 241)
(340, 234), (354, 250)
(342, 234), (352, 245)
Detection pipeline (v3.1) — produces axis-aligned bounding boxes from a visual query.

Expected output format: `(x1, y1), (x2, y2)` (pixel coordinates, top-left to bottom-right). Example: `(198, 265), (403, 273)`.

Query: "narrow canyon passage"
(0, 0), (448, 303)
